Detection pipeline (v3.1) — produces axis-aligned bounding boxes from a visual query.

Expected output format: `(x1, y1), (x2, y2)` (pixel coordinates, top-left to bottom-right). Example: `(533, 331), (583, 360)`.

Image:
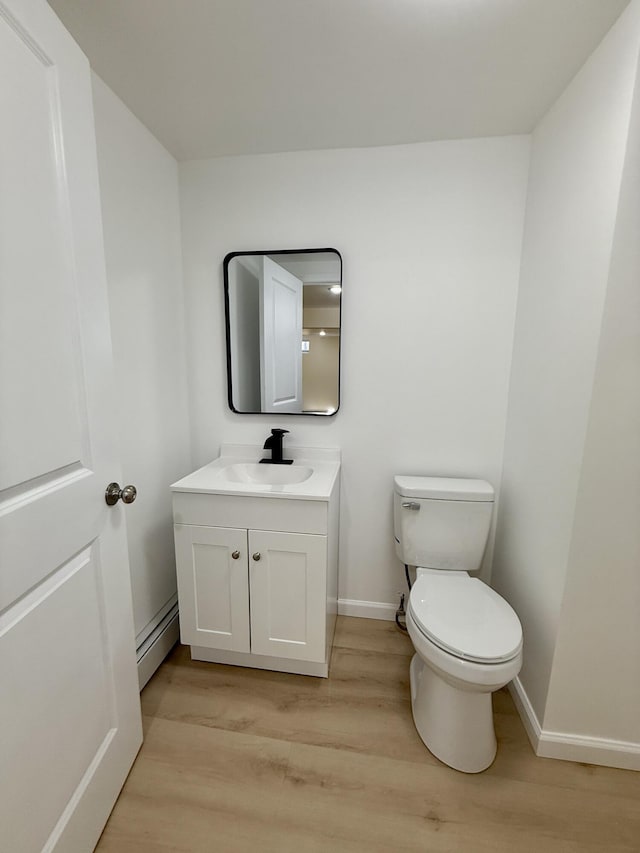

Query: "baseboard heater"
(136, 602), (180, 690)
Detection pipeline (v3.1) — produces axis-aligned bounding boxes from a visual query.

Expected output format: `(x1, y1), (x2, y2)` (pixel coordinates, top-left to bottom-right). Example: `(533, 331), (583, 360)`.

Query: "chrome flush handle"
(401, 501), (420, 511)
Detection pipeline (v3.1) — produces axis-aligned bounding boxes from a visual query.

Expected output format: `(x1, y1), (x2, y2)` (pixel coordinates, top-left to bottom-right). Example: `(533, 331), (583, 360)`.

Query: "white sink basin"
(220, 462), (314, 486)
(171, 445), (340, 500)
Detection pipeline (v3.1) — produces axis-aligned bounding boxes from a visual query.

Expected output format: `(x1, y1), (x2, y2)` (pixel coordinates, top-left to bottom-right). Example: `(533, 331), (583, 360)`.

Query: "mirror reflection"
(224, 249), (342, 415)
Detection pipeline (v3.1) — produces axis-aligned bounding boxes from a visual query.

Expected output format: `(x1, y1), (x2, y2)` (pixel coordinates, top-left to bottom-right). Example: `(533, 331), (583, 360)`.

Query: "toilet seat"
(408, 571), (522, 664)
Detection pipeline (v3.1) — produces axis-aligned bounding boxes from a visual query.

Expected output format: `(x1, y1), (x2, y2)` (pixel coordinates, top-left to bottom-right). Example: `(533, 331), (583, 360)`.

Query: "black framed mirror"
(224, 248), (342, 415)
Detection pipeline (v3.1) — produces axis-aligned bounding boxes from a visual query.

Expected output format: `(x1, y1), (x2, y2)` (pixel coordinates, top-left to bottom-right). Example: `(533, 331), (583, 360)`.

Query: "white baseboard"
(509, 676), (640, 771)
(508, 676), (542, 751)
(190, 645), (328, 678)
(136, 609), (179, 690)
(537, 731), (640, 771)
(337, 598), (397, 621)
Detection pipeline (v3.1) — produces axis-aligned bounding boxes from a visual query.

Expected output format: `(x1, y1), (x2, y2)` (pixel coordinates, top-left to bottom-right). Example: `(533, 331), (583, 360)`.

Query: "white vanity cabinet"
(247, 529), (327, 660)
(171, 446), (340, 677)
(173, 524), (251, 653)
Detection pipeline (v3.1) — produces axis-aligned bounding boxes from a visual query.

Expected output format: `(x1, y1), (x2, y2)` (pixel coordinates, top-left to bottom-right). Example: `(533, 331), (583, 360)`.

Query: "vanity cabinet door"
(174, 524), (250, 653)
(248, 530), (327, 662)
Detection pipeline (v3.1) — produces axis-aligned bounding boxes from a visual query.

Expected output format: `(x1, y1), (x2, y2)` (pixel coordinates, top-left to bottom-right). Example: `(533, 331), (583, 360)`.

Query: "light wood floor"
(97, 617), (640, 852)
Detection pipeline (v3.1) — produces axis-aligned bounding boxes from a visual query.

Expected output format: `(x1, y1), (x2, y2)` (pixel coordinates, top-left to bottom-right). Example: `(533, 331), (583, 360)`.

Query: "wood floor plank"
(278, 739), (640, 852)
(333, 615), (414, 656)
(491, 700), (640, 799)
(97, 616), (640, 852)
(98, 718), (292, 853)
(142, 642), (433, 766)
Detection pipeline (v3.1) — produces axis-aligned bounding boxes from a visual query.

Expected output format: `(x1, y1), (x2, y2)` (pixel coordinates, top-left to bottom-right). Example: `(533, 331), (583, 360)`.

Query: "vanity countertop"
(171, 444), (341, 501)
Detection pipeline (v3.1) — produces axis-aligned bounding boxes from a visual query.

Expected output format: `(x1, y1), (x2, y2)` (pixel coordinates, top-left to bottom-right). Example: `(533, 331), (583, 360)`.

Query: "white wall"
(492, 1), (640, 731)
(543, 49), (640, 749)
(92, 75), (192, 648)
(228, 261), (261, 411)
(179, 137), (530, 609)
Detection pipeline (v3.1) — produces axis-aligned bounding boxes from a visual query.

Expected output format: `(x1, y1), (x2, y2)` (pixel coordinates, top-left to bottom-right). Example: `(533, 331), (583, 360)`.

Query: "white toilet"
(394, 475), (522, 773)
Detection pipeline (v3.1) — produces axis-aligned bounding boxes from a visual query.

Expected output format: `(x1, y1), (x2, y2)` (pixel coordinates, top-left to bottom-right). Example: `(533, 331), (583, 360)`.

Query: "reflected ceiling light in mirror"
(319, 329), (326, 336)
(329, 284), (342, 294)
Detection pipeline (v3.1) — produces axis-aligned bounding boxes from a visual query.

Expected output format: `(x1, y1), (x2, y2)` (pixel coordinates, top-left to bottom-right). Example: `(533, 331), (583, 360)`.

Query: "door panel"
(174, 525), (250, 653)
(249, 530), (326, 661)
(260, 256), (303, 412)
(0, 2), (141, 851)
(1, 549), (113, 852)
(0, 8), (85, 492)
(0, 468), (96, 610)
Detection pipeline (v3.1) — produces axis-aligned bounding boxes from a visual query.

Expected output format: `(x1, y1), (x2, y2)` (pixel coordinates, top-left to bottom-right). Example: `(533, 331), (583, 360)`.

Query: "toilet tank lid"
(394, 476), (494, 502)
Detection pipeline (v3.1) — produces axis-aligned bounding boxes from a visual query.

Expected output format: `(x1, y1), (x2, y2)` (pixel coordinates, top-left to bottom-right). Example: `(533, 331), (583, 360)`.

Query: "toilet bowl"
(393, 475), (523, 772)
(406, 569), (522, 772)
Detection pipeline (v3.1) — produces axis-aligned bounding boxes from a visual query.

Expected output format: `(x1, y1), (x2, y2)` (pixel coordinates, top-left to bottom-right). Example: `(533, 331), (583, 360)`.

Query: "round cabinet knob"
(105, 482), (138, 506)
(252, 552), (261, 561)
(231, 550), (240, 560)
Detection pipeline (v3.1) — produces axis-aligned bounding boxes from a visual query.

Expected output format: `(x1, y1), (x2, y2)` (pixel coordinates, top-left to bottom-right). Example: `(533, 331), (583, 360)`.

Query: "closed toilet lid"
(408, 572), (522, 664)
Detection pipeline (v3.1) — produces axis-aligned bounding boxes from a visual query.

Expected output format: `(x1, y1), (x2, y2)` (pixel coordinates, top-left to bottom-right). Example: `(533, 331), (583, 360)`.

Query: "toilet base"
(409, 654), (497, 773)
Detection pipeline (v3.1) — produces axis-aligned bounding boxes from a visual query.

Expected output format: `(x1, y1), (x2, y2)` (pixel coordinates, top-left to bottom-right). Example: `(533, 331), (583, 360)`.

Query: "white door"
(260, 256), (303, 413)
(249, 530), (326, 662)
(0, 2), (142, 851)
(174, 525), (250, 653)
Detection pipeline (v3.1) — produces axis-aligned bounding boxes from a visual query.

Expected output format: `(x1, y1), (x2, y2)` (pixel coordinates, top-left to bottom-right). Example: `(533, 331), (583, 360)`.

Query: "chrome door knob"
(231, 550), (240, 560)
(105, 482), (137, 506)
(252, 552), (261, 561)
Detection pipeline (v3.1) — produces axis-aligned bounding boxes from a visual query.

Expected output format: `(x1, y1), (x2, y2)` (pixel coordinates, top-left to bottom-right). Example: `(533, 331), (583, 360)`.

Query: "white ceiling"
(48, 0), (630, 162)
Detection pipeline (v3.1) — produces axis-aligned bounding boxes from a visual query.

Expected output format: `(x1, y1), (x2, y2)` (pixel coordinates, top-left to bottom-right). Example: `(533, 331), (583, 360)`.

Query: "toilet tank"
(393, 476), (494, 571)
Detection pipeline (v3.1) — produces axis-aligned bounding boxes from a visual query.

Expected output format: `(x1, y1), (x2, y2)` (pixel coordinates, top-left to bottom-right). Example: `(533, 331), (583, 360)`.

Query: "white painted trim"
(136, 610), (179, 690)
(300, 273), (340, 284)
(509, 677), (640, 771)
(537, 731), (640, 771)
(337, 598), (396, 621)
(508, 676), (542, 753)
(190, 645), (329, 677)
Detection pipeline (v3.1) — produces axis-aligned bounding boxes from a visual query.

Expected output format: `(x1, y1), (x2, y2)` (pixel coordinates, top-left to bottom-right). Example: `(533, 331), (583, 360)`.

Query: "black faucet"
(260, 428), (293, 465)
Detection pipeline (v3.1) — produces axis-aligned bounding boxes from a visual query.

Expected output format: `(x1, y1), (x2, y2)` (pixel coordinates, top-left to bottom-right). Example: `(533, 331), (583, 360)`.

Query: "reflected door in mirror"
(260, 256), (303, 412)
